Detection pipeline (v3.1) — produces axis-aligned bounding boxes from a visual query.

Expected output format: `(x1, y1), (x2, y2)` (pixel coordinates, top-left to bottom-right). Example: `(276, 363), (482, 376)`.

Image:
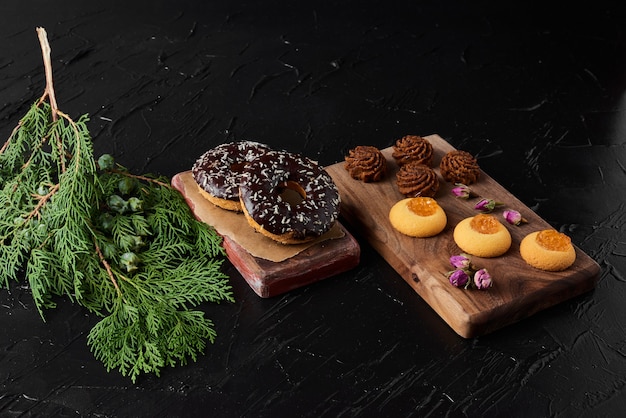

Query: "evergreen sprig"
(0, 27), (233, 383)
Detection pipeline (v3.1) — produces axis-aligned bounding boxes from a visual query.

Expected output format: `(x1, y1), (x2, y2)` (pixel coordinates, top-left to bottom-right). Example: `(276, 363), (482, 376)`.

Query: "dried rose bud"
(448, 269), (470, 287)
(474, 198), (502, 213)
(450, 254), (471, 269)
(474, 268), (492, 289)
(451, 183), (474, 199)
(503, 209), (527, 226)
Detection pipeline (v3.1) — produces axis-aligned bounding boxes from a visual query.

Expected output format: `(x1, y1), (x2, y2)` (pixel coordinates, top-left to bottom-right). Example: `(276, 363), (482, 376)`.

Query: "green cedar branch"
(0, 27), (234, 383)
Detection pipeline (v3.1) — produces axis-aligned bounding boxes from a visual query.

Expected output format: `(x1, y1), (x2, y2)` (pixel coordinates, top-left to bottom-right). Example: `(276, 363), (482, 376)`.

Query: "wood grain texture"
(172, 174), (360, 298)
(326, 134), (601, 338)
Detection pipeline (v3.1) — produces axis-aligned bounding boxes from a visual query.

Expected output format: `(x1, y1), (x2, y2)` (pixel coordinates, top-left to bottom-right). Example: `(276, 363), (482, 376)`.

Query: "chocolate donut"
(192, 141), (270, 211)
(239, 150), (340, 244)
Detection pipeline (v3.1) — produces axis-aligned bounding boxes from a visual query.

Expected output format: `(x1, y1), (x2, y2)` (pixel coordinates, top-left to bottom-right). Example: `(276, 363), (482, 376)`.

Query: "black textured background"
(1, 1), (625, 416)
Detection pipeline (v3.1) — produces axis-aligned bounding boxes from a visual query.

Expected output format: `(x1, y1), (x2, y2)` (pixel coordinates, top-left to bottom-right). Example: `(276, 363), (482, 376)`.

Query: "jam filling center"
(536, 230), (571, 252)
(470, 214), (500, 234)
(407, 197), (438, 216)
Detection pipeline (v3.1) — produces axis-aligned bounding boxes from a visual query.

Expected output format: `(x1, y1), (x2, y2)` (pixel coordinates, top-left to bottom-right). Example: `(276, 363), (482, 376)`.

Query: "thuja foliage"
(0, 28), (234, 382)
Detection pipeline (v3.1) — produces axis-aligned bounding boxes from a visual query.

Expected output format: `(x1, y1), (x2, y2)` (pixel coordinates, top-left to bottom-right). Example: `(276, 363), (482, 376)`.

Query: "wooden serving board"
(172, 173), (360, 298)
(220, 222), (360, 297)
(325, 134), (601, 338)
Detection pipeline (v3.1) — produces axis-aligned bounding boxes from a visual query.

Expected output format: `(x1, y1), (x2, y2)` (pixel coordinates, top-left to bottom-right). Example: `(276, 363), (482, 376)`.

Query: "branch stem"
(110, 169), (171, 188)
(36, 27), (67, 173)
(36, 27), (59, 118)
(94, 239), (124, 298)
(26, 183), (60, 221)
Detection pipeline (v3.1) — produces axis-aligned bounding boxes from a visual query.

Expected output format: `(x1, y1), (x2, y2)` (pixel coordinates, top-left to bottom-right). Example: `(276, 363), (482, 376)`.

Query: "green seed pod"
(127, 197), (143, 212)
(107, 194), (128, 214)
(118, 177), (137, 195)
(120, 252), (140, 273)
(97, 154), (115, 171)
(98, 212), (115, 232)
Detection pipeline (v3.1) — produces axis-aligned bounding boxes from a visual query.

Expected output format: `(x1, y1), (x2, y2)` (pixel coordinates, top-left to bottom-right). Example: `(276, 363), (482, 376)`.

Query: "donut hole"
(277, 181), (306, 206)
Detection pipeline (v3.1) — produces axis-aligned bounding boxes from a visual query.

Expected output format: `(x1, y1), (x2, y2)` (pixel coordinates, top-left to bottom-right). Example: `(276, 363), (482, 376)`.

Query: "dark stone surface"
(1, 1), (625, 416)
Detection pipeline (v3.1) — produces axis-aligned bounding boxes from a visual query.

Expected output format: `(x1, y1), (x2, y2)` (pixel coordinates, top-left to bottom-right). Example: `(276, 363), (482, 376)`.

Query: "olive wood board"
(172, 173), (360, 298)
(325, 134), (601, 338)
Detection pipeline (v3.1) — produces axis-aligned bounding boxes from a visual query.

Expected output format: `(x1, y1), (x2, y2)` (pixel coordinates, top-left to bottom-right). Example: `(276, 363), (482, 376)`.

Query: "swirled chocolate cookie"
(439, 150), (480, 185)
(396, 162), (439, 197)
(392, 135), (433, 167)
(344, 145), (387, 182)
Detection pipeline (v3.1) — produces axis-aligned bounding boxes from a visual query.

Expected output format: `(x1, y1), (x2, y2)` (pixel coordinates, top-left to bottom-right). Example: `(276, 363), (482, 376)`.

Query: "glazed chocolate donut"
(239, 150), (341, 244)
(192, 141), (270, 211)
